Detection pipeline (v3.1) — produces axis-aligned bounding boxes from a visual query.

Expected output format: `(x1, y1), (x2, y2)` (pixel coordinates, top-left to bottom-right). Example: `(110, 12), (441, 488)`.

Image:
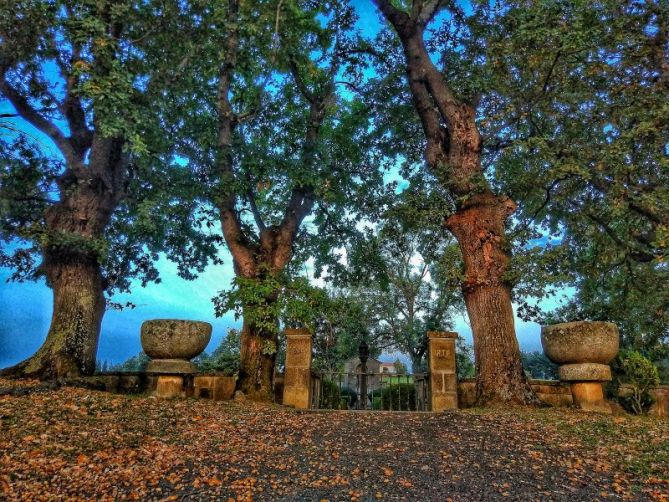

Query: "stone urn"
(141, 319), (212, 375)
(541, 321), (619, 413)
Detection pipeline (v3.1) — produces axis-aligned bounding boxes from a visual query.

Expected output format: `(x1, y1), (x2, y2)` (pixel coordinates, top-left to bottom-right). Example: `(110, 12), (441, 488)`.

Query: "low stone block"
(649, 386), (669, 418)
(457, 380), (477, 408)
(559, 363), (611, 382)
(536, 391), (573, 407)
(570, 382), (611, 414)
(154, 375), (184, 398)
(432, 392), (458, 412)
(531, 382), (568, 395)
(194, 375), (236, 401)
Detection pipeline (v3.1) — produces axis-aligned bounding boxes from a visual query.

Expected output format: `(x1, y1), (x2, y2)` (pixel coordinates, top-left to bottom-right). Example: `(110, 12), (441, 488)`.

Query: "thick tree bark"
(1, 175), (119, 379)
(214, 0), (329, 401)
(2, 257), (105, 379)
(374, 0), (538, 405)
(237, 314), (279, 401)
(230, 229), (304, 401)
(446, 193), (538, 404)
(0, 141), (124, 380)
(1, 14), (128, 380)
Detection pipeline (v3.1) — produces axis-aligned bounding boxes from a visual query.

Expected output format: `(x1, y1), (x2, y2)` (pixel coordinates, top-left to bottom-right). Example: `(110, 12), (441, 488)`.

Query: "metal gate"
(310, 371), (429, 411)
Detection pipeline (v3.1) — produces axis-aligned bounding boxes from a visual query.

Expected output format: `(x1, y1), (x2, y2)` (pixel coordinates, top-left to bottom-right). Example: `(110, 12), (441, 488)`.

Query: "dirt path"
(0, 380), (667, 501)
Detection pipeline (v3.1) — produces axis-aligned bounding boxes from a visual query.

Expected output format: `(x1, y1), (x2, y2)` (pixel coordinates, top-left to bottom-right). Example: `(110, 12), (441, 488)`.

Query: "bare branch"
(287, 55), (316, 103)
(0, 79), (79, 165)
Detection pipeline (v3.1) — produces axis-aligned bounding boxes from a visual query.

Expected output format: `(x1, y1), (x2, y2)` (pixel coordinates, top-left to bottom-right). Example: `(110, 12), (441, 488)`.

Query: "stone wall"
(85, 370), (667, 418)
(458, 379), (573, 408)
(82, 372), (159, 394)
(83, 372), (236, 401)
(193, 375), (236, 401)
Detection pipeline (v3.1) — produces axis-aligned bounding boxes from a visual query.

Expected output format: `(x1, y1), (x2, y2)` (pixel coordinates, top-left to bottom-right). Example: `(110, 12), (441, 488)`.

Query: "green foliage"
(336, 191), (464, 373)
(0, 0), (217, 301)
(306, 288), (384, 374)
(379, 383), (416, 411)
(521, 352), (558, 381)
(195, 329), (241, 375)
(393, 359), (408, 375)
(456, 339), (475, 380)
(368, 0), (668, 363)
(479, 0), (669, 353)
(319, 380), (358, 410)
(547, 265), (668, 369)
(0, 138), (56, 280)
(213, 273), (328, 337)
(111, 352), (150, 373)
(612, 350), (660, 415)
(95, 360), (110, 373)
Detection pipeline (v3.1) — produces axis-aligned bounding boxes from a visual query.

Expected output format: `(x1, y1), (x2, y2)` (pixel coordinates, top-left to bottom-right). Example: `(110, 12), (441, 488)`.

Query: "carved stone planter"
(541, 321), (619, 414)
(141, 319), (212, 377)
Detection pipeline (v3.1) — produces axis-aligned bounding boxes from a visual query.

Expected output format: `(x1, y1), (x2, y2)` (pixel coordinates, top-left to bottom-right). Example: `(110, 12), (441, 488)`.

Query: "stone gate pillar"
(428, 331), (458, 411)
(283, 328), (313, 409)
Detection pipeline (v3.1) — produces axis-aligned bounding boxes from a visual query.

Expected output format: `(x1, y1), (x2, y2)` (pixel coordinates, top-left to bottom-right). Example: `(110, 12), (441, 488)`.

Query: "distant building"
(341, 357), (399, 392)
(379, 362), (397, 374)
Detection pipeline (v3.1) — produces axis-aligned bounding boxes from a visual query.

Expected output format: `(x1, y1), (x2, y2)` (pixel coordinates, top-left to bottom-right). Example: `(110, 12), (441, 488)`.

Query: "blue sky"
(0, 0), (555, 370)
(0, 252), (551, 369)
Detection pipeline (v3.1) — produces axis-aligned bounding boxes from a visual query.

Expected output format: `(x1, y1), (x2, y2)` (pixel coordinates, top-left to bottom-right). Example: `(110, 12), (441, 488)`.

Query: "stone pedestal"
(283, 328), (313, 409)
(559, 363), (612, 413)
(427, 331), (458, 412)
(569, 382), (610, 413)
(147, 359), (198, 374)
(542, 321), (619, 414)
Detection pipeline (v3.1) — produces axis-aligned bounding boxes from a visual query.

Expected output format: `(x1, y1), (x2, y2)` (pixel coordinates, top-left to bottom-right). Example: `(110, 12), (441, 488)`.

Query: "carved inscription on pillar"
(283, 328), (313, 409)
(427, 331), (458, 411)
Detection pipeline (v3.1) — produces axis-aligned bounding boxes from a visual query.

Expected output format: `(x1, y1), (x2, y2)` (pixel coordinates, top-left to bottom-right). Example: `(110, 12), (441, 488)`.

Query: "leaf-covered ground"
(0, 379), (667, 501)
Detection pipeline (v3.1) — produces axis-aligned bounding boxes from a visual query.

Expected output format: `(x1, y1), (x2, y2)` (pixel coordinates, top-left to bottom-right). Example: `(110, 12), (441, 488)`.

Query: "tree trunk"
(373, 0), (539, 405)
(237, 313), (278, 402)
(1, 255), (105, 379)
(446, 194), (539, 405)
(1, 174), (117, 380)
(410, 353), (425, 374)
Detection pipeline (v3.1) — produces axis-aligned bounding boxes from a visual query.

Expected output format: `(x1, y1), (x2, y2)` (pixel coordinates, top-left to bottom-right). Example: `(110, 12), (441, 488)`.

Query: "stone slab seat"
(558, 363), (612, 382)
(146, 359), (198, 374)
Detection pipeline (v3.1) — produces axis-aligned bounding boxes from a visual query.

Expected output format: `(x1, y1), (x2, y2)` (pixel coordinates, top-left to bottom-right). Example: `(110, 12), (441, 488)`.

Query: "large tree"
(167, 0), (383, 400)
(488, 1), (668, 363)
(372, 0), (538, 404)
(370, 0), (668, 405)
(0, 0), (212, 378)
(346, 190), (463, 373)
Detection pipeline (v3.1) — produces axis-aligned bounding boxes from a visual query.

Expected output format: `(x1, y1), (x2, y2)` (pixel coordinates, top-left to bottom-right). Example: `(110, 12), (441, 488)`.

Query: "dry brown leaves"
(0, 378), (667, 501)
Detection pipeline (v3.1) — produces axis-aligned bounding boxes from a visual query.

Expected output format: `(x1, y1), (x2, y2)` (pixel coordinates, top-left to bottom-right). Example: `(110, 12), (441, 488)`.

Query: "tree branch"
(245, 181), (266, 232)
(287, 55), (316, 103)
(0, 80), (79, 166)
(215, 0), (256, 275)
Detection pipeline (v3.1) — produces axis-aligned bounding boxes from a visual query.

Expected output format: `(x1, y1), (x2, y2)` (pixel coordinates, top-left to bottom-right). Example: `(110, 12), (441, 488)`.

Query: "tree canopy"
(0, 0), (666, 393)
